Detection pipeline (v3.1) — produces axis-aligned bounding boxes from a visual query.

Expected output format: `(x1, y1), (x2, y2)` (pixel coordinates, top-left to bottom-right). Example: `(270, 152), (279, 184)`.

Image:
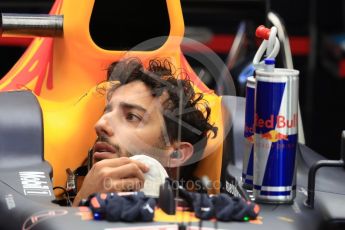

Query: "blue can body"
(253, 68), (299, 203)
(242, 76), (255, 189)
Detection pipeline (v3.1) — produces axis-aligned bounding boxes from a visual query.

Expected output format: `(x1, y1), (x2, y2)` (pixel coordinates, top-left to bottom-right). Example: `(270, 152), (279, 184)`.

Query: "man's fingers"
(110, 162), (146, 182)
(132, 159), (150, 173)
(88, 157), (150, 194)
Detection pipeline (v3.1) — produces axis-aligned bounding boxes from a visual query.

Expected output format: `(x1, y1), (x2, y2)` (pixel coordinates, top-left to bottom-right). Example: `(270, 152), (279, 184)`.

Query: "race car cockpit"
(0, 0), (345, 229)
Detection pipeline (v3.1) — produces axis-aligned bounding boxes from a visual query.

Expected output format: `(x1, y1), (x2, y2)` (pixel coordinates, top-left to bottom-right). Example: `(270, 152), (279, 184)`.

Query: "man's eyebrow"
(120, 102), (147, 113)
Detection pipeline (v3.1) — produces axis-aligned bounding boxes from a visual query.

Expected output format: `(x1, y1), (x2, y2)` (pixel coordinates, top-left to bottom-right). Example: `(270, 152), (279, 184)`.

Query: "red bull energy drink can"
(242, 76), (255, 189)
(253, 67), (299, 204)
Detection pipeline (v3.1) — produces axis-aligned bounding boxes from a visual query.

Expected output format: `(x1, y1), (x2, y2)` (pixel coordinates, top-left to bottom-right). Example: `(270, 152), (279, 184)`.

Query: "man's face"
(93, 80), (172, 165)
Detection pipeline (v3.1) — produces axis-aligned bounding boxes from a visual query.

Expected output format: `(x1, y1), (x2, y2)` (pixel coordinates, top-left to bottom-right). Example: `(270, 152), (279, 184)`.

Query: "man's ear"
(169, 142), (194, 168)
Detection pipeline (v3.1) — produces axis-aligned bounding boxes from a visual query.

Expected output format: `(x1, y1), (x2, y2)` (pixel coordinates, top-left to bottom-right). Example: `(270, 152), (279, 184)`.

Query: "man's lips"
(93, 141), (118, 161)
(93, 141), (117, 153)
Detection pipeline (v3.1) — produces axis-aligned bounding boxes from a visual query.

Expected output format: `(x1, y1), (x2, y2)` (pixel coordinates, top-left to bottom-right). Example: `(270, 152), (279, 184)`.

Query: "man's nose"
(95, 114), (114, 137)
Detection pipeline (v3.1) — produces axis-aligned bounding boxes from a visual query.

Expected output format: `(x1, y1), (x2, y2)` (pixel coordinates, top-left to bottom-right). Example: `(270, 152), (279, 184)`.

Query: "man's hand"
(73, 157), (149, 206)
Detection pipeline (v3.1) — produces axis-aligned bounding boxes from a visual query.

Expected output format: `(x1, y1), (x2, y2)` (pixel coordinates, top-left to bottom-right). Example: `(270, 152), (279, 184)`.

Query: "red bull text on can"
(253, 68), (299, 204)
(242, 76), (255, 189)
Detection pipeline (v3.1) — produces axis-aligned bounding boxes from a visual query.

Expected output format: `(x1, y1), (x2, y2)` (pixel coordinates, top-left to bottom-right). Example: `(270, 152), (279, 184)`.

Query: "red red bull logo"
(260, 130), (288, 142)
(255, 114), (298, 129)
(255, 113), (298, 142)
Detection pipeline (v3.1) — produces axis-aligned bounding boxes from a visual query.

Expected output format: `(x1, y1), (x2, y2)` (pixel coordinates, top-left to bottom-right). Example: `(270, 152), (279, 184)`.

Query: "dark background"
(0, 0), (344, 160)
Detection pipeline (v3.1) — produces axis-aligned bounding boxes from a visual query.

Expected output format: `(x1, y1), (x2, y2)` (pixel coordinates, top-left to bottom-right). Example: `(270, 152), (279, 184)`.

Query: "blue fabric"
(179, 189), (259, 221)
(86, 192), (155, 222)
(89, 193), (107, 220)
(105, 194), (123, 222)
(179, 190), (215, 220)
(85, 191), (258, 222)
(121, 192), (156, 222)
(212, 194), (258, 221)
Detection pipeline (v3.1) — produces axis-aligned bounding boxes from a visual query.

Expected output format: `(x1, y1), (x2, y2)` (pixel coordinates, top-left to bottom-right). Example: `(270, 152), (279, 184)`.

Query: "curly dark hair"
(106, 58), (217, 179)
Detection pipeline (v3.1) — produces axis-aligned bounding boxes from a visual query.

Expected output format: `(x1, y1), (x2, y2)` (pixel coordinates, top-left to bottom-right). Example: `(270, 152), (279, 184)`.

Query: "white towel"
(130, 154), (168, 197)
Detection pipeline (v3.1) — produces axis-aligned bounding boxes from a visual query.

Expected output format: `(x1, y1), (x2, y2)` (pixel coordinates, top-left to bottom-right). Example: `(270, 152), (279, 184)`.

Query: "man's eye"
(126, 113), (142, 122)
